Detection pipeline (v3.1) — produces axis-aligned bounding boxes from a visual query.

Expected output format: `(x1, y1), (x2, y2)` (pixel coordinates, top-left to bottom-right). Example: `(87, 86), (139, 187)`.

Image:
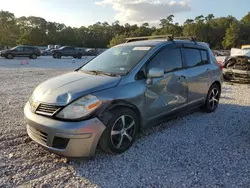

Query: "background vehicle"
(41, 48), (53, 56)
(24, 35), (223, 157)
(51, 46), (83, 59)
(0, 45), (41, 59)
(85, 48), (99, 56)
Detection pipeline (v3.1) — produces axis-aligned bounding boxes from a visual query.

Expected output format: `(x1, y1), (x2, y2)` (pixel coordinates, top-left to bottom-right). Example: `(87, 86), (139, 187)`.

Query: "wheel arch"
(211, 80), (221, 91)
(100, 100), (143, 132)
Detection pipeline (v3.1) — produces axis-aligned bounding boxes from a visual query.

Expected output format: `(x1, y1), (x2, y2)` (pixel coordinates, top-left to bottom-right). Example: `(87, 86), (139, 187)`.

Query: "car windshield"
(80, 45), (152, 75)
(10, 46), (18, 50)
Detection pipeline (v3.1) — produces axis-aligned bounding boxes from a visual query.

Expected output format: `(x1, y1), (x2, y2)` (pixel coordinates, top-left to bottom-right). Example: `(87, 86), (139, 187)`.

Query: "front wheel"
(99, 108), (139, 154)
(6, 53), (14, 59)
(203, 84), (221, 113)
(56, 53), (62, 59)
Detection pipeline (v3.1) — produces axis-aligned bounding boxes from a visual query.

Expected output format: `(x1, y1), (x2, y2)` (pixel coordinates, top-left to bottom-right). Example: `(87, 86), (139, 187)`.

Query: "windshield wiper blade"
(97, 71), (119, 77)
(80, 70), (118, 77)
(80, 70), (99, 75)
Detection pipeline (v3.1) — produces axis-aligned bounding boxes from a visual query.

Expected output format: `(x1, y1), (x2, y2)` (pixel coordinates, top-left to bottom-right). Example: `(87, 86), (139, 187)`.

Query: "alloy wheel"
(111, 115), (135, 149)
(209, 88), (219, 110)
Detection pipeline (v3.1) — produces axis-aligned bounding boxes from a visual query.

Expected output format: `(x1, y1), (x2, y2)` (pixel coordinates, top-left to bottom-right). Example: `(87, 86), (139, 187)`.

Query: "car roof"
(118, 39), (210, 49)
(17, 45), (36, 48)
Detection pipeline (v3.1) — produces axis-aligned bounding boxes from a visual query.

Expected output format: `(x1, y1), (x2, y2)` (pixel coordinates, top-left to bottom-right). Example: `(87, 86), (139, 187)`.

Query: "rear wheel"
(30, 54), (37, 59)
(6, 53), (14, 59)
(203, 84), (221, 113)
(99, 108), (139, 154)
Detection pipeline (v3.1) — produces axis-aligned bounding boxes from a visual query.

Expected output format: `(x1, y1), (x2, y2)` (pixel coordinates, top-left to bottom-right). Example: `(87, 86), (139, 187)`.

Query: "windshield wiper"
(97, 71), (119, 77)
(80, 70), (99, 75)
(80, 70), (119, 77)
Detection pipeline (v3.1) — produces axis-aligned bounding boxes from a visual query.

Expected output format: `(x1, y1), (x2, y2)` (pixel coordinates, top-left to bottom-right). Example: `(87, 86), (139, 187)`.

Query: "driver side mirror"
(147, 68), (164, 78)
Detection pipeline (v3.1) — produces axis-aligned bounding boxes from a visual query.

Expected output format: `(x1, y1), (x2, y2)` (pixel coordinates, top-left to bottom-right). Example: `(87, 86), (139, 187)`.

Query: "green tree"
(222, 21), (240, 49)
(0, 11), (19, 47)
(108, 34), (127, 47)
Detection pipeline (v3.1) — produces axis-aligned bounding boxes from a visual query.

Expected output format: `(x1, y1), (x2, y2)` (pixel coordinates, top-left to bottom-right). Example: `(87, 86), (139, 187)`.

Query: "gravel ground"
(1, 67), (250, 188)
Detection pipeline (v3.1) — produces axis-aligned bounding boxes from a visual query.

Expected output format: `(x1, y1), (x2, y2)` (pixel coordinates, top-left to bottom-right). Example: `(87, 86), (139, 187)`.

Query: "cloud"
(95, 0), (191, 24)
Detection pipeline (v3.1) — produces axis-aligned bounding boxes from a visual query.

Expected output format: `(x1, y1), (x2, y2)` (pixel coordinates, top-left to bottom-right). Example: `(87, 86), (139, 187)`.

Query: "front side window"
(147, 48), (183, 72)
(80, 45), (152, 75)
(16, 47), (23, 51)
(183, 48), (203, 67)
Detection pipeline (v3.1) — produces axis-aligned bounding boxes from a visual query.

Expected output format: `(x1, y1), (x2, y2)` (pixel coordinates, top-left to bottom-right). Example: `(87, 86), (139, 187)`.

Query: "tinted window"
(24, 47), (31, 51)
(148, 48), (183, 72)
(184, 48), (202, 67)
(201, 50), (209, 64)
(16, 47), (23, 51)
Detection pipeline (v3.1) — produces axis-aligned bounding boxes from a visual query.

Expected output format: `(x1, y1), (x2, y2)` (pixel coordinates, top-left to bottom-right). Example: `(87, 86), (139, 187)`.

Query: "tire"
(99, 108), (139, 154)
(56, 53), (62, 59)
(203, 84), (221, 113)
(6, 53), (14, 59)
(77, 54), (82, 59)
(30, 54), (37, 59)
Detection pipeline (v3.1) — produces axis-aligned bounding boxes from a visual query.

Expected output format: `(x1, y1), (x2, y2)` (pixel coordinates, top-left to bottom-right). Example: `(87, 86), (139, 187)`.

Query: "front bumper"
(24, 103), (106, 157)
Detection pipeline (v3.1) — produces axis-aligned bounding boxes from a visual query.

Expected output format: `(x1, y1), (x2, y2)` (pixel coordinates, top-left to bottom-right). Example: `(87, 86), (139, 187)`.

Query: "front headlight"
(56, 95), (102, 120)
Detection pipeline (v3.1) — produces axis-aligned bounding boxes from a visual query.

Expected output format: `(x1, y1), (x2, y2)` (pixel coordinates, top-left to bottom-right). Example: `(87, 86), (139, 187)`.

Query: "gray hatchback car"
(24, 36), (223, 157)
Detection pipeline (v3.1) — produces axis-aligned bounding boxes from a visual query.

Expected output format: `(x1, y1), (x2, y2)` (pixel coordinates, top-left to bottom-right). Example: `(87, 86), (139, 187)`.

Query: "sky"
(0, 0), (249, 27)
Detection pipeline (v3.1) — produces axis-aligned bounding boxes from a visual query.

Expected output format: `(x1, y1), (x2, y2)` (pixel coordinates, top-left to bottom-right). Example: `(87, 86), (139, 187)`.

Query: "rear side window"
(24, 47), (32, 51)
(148, 48), (183, 72)
(200, 50), (209, 64)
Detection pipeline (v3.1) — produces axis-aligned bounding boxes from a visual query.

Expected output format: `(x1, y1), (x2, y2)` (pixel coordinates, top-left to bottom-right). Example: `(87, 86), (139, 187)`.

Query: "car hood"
(0, 50), (8, 53)
(32, 71), (121, 105)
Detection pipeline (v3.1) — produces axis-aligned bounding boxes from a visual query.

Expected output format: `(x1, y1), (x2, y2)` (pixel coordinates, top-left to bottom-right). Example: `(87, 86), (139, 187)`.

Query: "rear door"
(182, 45), (211, 104)
(145, 45), (188, 120)
(68, 47), (76, 56)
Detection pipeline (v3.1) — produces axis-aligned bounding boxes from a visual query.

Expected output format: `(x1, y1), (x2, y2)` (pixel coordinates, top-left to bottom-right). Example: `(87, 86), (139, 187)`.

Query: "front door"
(182, 45), (211, 103)
(145, 45), (188, 121)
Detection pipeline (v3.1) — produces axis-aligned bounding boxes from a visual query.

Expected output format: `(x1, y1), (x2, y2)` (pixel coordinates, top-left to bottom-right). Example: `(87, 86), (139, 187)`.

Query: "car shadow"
(67, 103), (250, 187)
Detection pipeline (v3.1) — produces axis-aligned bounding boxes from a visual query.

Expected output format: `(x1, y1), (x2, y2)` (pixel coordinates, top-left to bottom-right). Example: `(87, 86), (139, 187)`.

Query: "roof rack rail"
(126, 35), (198, 44)
(126, 35), (173, 43)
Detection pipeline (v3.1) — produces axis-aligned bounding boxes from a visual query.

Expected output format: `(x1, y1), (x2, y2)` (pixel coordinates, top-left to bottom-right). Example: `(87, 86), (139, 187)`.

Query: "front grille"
(28, 126), (48, 145)
(36, 103), (61, 116)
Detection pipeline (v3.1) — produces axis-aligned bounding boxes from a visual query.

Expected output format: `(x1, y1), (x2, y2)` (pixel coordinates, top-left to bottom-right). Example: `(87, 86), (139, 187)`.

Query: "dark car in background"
(41, 48), (54, 56)
(85, 49), (99, 56)
(51, 46), (84, 59)
(0, 46), (41, 59)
